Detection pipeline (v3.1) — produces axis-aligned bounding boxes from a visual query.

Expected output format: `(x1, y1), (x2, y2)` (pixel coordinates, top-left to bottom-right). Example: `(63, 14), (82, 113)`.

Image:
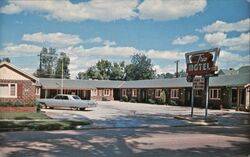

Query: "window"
(35, 87), (40, 96)
(170, 89), (179, 98)
(155, 89), (161, 98)
(72, 95), (81, 100)
(122, 89), (127, 96)
(104, 89), (110, 96)
(132, 89), (137, 97)
(62, 96), (69, 100)
(99, 89), (102, 96)
(194, 89), (203, 97)
(91, 89), (97, 96)
(209, 89), (221, 100)
(55, 95), (62, 99)
(0, 83), (17, 98)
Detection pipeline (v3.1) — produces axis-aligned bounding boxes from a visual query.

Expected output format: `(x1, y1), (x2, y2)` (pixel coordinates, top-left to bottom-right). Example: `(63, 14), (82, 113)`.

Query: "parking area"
(42, 101), (250, 128)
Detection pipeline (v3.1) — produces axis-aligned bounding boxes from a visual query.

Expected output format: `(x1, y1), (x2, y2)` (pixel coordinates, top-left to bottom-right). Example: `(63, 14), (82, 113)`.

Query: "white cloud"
(219, 50), (249, 62)
(145, 50), (184, 60)
(22, 32), (82, 47)
(200, 18), (250, 33)
(60, 45), (137, 58)
(172, 35), (199, 45)
(0, 3), (22, 14)
(0, 43), (42, 55)
(84, 37), (116, 46)
(138, 0), (206, 21)
(3, 0), (138, 22)
(85, 37), (103, 44)
(1, 0), (207, 22)
(217, 50), (249, 70)
(204, 32), (250, 51)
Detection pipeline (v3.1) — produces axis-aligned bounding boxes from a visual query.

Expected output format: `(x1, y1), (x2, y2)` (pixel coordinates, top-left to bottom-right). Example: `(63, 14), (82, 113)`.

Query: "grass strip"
(0, 120), (91, 132)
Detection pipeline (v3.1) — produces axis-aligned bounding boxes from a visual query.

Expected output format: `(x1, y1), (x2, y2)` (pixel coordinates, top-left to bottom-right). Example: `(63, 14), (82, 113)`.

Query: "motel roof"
(38, 78), (124, 89)
(38, 73), (249, 89)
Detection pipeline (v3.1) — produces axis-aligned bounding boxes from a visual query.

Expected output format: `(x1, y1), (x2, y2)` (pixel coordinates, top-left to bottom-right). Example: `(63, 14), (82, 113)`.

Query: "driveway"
(42, 101), (250, 128)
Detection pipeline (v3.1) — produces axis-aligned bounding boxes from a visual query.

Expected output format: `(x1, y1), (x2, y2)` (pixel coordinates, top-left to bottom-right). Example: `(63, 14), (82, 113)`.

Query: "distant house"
(0, 62), (39, 104)
(218, 65), (250, 76)
(218, 68), (238, 75)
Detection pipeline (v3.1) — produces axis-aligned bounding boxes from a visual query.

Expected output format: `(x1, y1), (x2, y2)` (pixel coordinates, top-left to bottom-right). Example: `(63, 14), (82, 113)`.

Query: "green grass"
(0, 112), (91, 132)
(0, 112), (51, 120)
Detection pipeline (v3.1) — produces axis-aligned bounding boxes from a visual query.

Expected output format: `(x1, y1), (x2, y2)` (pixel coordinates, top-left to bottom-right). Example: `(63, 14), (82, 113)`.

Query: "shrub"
(148, 99), (156, 104)
(129, 98), (137, 103)
(208, 102), (220, 110)
(159, 90), (166, 104)
(155, 99), (164, 105)
(102, 97), (108, 101)
(168, 100), (178, 106)
(0, 101), (35, 107)
(122, 96), (128, 102)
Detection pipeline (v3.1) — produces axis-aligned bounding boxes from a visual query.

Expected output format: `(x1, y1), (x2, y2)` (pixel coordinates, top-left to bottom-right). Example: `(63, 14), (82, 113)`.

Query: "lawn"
(0, 112), (91, 132)
(0, 112), (51, 120)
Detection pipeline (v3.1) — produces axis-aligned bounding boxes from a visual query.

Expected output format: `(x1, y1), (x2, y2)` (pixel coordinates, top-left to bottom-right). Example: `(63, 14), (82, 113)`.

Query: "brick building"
(0, 62), (39, 104)
(1, 62), (249, 111)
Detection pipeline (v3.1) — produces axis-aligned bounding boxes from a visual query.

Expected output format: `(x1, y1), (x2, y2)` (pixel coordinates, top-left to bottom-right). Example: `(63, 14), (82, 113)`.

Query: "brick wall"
(91, 88), (114, 101)
(0, 79), (37, 104)
(0, 106), (36, 112)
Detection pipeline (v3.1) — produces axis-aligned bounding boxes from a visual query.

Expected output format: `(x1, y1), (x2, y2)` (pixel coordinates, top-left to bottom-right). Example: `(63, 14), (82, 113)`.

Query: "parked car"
(37, 94), (97, 110)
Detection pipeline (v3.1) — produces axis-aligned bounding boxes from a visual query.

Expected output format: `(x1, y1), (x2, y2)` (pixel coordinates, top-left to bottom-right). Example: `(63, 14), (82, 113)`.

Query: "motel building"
(0, 61), (250, 111)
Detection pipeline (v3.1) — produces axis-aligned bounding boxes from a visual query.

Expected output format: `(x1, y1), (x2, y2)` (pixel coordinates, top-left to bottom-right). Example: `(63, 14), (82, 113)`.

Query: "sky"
(0, 0), (249, 79)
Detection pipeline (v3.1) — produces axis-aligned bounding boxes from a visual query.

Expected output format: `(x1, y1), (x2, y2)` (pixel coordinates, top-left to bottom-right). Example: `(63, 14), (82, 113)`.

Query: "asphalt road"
(1, 101), (250, 157)
(0, 125), (249, 157)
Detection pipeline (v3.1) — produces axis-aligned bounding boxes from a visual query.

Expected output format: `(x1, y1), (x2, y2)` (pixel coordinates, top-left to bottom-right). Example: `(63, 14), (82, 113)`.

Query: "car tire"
(79, 108), (86, 111)
(41, 103), (47, 109)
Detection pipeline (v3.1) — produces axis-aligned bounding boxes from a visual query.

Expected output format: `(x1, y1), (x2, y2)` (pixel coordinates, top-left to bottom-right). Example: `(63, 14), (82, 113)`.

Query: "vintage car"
(37, 94), (97, 110)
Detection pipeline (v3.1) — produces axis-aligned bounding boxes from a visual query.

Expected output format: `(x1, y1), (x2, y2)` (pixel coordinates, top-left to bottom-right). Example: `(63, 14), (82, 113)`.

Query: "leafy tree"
(179, 69), (187, 77)
(165, 72), (174, 78)
(55, 52), (70, 79)
(155, 72), (174, 79)
(125, 53), (155, 80)
(35, 47), (57, 78)
(110, 61), (125, 80)
(96, 60), (112, 80)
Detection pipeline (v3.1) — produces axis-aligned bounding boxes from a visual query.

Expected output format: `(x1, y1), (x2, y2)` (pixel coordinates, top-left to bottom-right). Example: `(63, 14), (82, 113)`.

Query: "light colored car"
(37, 94), (97, 110)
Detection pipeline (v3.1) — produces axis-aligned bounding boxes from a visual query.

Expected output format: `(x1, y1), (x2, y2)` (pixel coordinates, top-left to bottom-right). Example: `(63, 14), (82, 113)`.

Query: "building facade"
(0, 62), (39, 104)
(1, 62), (249, 111)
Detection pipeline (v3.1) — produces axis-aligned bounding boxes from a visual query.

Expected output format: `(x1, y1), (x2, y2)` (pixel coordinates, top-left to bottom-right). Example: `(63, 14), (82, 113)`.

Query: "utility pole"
(38, 52), (42, 77)
(175, 60), (179, 78)
(61, 56), (64, 94)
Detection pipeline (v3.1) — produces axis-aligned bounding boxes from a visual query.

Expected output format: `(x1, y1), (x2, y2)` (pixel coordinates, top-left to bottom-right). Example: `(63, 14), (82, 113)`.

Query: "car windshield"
(72, 96), (81, 100)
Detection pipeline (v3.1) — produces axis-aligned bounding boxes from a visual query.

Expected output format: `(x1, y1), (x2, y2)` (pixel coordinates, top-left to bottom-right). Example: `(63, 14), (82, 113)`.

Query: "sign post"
(185, 48), (220, 119)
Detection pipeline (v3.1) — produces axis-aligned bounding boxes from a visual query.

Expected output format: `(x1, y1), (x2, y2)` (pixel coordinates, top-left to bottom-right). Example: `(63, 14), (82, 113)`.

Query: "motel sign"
(185, 48), (220, 119)
(186, 52), (217, 76)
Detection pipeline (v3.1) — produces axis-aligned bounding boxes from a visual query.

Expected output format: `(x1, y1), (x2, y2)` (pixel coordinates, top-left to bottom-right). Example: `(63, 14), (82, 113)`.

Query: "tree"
(155, 72), (174, 79)
(110, 61), (125, 80)
(96, 60), (112, 80)
(55, 52), (70, 79)
(179, 69), (187, 77)
(77, 60), (126, 80)
(35, 47), (57, 78)
(165, 72), (174, 78)
(125, 53), (155, 80)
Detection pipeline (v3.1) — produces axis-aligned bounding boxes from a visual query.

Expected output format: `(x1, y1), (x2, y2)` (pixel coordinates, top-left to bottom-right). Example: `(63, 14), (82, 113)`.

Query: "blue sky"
(0, 0), (249, 78)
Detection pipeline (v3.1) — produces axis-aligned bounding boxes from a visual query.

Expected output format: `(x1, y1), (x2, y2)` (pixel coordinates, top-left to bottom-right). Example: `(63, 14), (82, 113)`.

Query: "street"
(0, 126), (249, 157)
(1, 101), (250, 157)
